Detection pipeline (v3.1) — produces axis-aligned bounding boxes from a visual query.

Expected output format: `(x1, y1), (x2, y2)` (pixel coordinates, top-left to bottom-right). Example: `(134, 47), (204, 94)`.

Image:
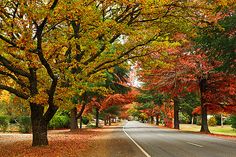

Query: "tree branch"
(0, 84), (29, 99)
(0, 55), (31, 78)
(91, 35), (157, 72)
(0, 70), (29, 88)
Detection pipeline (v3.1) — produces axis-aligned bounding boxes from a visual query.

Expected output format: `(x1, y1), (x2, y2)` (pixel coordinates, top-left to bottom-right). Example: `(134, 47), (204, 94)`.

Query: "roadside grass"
(180, 124), (236, 136)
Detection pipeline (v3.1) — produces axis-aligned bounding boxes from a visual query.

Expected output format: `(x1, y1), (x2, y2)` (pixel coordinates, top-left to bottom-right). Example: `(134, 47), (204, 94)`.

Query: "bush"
(48, 115), (70, 129)
(0, 115), (9, 132)
(82, 117), (89, 125)
(231, 115), (236, 129)
(9, 117), (17, 124)
(224, 116), (232, 125)
(18, 116), (31, 133)
(179, 112), (190, 124)
(208, 117), (217, 126)
(214, 115), (221, 125)
(196, 116), (201, 125)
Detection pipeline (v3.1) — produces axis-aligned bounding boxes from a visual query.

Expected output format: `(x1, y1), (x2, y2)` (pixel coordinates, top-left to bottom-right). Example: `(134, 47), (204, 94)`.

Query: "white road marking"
(123, 126), (151, 157)
(186, 142), (203, 148)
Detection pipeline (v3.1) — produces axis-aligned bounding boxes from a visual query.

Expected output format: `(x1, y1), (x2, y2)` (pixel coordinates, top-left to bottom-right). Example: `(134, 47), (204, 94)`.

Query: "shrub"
(196, 116), (201, 125)
(208, 116), (217, 126)
(214, 115), (221, 125)
(18, 116), (31, 133)
(82, 117), (89, 125)
(48, 115), (70, 129)
(0, 115), (9, 132)
(231, 115), (236, 129)
(86, 123), (96, 128)
(179, 112), (190, 124)
(224, 116), (232, 125)
(164, 118), (173, 128)
(9, 117), (17, 124)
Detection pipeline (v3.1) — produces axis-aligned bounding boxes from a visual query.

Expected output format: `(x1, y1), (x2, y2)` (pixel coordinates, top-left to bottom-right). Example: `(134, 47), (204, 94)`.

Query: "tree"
(75, 65), (130, 128)
(135, 90), (163, 125)
(140, 43), (236, 132)
(195, 11), (236, 74)
(0, 0), (227, 146)
(179, 93), (200, 124)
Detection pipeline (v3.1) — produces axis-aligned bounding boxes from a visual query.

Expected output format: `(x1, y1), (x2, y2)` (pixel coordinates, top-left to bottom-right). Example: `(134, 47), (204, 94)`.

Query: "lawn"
(180, 124), (236, 136)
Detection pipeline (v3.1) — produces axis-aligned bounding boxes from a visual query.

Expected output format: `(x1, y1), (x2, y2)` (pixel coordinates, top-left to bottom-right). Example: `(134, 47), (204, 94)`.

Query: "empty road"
(122, 121), (236, 157)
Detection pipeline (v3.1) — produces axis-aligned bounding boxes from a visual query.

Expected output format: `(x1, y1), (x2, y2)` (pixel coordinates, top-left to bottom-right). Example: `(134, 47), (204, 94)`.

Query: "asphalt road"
(123, 121), (236, 157)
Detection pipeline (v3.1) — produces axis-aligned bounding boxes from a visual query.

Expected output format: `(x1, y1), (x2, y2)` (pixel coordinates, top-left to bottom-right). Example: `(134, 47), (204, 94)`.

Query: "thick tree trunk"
(95, 108), (99, 128)
(30, 104), (48, 146)
(199, 78), (210, 133)
(200, 104), (210, 133)
(156, 114), (159, 125)
(31, 119), (48, 146)
(70, 107), (78, 130)
(174, 97), (180, 129)
(150, 116), (154, 124)
(70, 103), (86, 131)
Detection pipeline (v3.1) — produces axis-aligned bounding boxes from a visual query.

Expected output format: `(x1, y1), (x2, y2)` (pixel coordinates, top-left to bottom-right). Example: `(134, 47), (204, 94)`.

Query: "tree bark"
(150, 116), (154, 124)
(80, 116), (83, 129)
(156, 114), (159, 125)
(70, 107), (78, 130)
(30, 103), (48, 146)
(174, 97), (180, 129)
(199, 78), (210, 133)
(200, 103), (210, 133)
(70, 103), (86, 131)
(95, 108), (99, 128)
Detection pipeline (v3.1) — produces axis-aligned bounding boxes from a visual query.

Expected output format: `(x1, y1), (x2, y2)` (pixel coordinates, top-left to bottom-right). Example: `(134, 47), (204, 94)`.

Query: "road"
(121, 121), (236, 157)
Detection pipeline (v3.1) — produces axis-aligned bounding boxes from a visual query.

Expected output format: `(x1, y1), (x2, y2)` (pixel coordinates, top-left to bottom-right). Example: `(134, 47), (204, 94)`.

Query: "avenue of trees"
(130, 8), (236, 133)
(0, 0), (235, 147)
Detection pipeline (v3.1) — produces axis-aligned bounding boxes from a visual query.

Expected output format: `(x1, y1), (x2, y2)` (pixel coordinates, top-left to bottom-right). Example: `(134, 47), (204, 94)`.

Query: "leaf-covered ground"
(0, 129), (103, 157)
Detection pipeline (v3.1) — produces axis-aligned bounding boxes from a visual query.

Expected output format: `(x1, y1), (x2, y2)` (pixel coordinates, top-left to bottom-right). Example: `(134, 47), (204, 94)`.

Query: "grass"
(180, 124), (236, 136)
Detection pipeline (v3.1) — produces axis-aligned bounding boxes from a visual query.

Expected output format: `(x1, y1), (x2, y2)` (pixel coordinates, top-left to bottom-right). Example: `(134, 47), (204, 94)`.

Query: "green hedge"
(0, 115), (10, 132)
(231, 115), (236, 129)
(48, 115), (70, 129)
(18, 116), (31, 133)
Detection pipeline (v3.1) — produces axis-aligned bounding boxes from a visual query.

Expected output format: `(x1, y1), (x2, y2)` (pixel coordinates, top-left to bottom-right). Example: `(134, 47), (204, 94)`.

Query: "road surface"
(122, 121), (236, 157)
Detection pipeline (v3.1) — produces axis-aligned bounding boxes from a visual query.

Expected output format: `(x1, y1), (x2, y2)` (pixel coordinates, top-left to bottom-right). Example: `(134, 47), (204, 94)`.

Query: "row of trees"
(136, 9), (236, 133)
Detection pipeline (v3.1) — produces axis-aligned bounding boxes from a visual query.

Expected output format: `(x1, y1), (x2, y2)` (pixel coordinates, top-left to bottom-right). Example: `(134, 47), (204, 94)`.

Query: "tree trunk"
(174, 97), (180, 129)
(80, 116), (83, 129)
(30, 104), (48, 146)
(199, 78), (210, 133)
(108, 116), (111, 126)
(156, 114), (159, 125)
(221, 114), (224, 128)
(70, 107), (78, 130)
(95, 108), (99, 128)
(150, 116), (154, 124)
(200, 104), (210, 133)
